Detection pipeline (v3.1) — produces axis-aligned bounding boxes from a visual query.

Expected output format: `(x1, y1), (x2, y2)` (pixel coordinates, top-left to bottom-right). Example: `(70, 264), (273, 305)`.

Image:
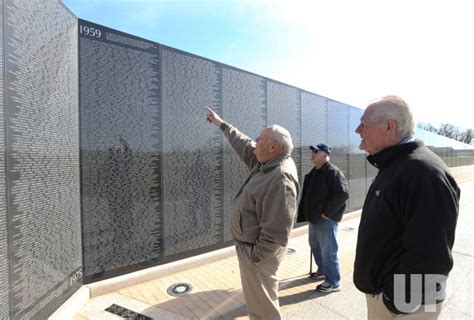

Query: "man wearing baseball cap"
(297, 143), (349, 292)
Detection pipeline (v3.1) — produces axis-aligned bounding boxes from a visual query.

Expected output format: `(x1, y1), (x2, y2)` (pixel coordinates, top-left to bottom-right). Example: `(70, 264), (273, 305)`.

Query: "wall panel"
(267, 81), (302, 175)
(0, 0), (9, 318)
(327, 100), (349, 177)
(348, 107), (367, 211)
(301, 92), (327, 181)
(222, 67), (266, 241)
(161, 47), (223, 257)
(79, 20), (161, 281)
(4, 0), (80, 317)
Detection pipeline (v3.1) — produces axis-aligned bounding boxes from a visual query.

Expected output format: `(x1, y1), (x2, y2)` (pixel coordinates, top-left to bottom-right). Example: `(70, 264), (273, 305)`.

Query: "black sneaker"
(309, 272), (325, 281)
(316, 281), (340, 293)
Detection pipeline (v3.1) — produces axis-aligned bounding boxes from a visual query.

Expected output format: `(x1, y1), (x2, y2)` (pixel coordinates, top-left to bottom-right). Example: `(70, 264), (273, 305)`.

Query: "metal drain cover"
(287, 247), (297, 255)
(167, 282), (193, 297)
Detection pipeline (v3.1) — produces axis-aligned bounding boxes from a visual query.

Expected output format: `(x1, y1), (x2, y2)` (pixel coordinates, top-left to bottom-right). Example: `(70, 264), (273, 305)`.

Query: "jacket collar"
(314, 161), (330, 171)
(258, 153), (288, 172)
(367, 140), (423, 169)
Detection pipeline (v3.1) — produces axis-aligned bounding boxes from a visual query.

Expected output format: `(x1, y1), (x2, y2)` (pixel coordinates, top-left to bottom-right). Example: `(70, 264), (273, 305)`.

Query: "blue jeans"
(308, 217), (340, 287)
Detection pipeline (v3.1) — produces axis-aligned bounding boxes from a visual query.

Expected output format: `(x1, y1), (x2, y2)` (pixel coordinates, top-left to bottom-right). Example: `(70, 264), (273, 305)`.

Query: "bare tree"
(438, 123), (459, 139)
(460, 129), (473, 145)
(418, 122), (473, 145)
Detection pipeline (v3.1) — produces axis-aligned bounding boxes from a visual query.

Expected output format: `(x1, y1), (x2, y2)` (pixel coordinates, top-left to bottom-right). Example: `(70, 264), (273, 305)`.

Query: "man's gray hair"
(266, 125), (294, 155)
(367, 95), (415, 138)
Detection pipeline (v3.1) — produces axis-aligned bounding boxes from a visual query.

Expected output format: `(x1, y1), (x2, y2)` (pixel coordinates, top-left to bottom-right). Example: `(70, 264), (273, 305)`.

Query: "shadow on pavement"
(279, 276), (331, 307)
(148, 289), (247, 319)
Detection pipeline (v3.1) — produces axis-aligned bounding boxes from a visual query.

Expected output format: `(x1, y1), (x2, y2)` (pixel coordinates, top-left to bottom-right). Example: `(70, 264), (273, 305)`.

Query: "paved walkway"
(73, 172), (473, 320)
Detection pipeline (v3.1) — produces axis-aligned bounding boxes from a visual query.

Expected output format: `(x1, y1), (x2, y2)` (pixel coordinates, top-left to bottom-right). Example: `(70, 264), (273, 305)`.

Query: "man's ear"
(270, 142), (279, 153)
(385, 119), (397, 135)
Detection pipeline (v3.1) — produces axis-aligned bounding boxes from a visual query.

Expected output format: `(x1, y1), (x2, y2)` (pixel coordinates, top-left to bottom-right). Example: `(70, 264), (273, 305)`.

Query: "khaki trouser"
(366, 293), (444, 320)
(235, 242), (287, 320)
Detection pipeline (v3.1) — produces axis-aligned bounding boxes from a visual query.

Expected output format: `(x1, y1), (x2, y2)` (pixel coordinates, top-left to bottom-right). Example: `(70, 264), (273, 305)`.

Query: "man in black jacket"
(353, 95), (460, 319)
(297, 143), (349, 293)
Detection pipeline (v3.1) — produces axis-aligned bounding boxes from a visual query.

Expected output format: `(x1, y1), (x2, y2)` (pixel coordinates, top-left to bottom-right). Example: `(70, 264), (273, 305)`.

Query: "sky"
(63, 0), (473, 130)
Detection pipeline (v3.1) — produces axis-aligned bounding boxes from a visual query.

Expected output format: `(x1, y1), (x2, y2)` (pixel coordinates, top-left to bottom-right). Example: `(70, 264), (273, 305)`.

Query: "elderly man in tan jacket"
(206, 107), (299, 320)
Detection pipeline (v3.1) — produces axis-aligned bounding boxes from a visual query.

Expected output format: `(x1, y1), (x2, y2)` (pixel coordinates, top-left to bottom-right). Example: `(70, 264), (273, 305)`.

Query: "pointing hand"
(206, 107), (223, 127)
